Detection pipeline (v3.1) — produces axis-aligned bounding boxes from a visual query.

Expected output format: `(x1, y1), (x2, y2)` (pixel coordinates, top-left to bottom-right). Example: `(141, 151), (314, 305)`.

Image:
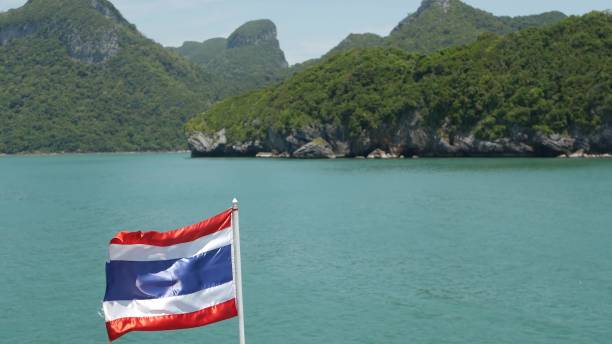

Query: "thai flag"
(102, 207), (243, 341)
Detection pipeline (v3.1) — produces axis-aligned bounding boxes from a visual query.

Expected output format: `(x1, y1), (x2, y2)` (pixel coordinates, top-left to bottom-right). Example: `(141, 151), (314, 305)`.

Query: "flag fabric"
(102, 209), (238, 341)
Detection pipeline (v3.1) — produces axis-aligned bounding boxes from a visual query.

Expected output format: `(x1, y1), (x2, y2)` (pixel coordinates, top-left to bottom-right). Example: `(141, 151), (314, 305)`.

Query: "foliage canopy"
(186, 13), (612, 146)
(0, 0), (216, 153)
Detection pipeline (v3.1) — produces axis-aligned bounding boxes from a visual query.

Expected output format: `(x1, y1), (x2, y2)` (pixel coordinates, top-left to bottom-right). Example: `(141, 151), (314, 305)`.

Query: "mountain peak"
(87, 0), (129, 25)
(418, 0), (453, 14)
(227, 19), (279, 49)
(1, 0), (135, 64)
(326, 33), (384, 57)
(23, 0), (128, 24)
(387, 0), (566, 53)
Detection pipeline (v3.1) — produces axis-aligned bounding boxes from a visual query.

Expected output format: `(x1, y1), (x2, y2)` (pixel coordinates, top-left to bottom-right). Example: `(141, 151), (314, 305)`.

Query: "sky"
(0, 0), (609, 64)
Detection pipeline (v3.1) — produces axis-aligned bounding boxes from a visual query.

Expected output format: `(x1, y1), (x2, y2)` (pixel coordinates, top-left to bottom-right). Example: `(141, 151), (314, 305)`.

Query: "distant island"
(0, 0), (287, 154)
(0, 0), (610, 157)
(170, 19), (289, 98)
(293, 0), (566, 71)
(187, 2), (612, 158)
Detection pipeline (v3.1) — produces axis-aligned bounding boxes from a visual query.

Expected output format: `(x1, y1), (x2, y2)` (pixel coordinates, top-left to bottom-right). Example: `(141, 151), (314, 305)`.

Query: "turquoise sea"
(0, 153), (611, 343)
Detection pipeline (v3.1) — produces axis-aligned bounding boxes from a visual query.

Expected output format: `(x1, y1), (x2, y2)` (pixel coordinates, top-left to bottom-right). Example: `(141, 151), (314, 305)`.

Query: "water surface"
(1, 154), (611, 343)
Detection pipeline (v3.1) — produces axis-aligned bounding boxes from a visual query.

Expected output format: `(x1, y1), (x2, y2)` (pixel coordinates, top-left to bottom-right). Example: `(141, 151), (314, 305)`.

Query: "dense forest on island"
(295, 0), (567, 72)
(0, 0), (216, 153)
(1, 0), (608, 156)
(384, 0), (566, 53)
(186, 13), (612, 157)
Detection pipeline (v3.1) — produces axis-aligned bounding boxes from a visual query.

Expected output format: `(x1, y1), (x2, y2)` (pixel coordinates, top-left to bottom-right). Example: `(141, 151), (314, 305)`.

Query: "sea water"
(0, 154), (611, 343)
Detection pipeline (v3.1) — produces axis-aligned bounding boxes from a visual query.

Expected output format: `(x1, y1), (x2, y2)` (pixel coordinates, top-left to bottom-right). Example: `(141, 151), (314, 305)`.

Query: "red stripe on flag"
(110, 209), (232, 247)
(106, 298), (238, 341)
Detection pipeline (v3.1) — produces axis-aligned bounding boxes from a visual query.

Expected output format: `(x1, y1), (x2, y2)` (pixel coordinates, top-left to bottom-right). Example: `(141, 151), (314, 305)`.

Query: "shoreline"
(2, 151), (611, 159)
(195, 154), (612, 160)
(0, 150), (190, 157)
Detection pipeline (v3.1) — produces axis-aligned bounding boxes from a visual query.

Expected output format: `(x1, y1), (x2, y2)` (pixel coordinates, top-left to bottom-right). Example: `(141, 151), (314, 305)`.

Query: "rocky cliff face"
(89, 0), (129, 24)
(227, 19), (280, 49)
(0, 0), (128, 64)
(62, 27), (120, 64)
(0, 22), (38, 45)
(417, 0), (451, 14)
(189, 117), (612, 158)
(0, 24), (120, 64)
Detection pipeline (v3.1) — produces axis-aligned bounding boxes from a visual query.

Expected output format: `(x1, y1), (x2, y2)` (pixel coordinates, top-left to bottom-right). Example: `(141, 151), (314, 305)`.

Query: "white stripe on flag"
(102, 281), (236, 321)
(109, 227), (232, 261)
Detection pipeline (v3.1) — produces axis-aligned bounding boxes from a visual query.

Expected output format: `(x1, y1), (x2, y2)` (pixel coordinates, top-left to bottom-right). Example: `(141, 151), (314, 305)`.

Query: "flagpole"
(232, 198), (246, 344)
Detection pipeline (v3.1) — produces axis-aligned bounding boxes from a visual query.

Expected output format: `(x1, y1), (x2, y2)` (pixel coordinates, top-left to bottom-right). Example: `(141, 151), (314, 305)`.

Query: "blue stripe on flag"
(104, 245), (233, 302)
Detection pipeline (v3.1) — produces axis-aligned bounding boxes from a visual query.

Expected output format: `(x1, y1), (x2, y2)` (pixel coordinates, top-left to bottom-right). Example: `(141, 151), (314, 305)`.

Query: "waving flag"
(102, 202), (246, 342)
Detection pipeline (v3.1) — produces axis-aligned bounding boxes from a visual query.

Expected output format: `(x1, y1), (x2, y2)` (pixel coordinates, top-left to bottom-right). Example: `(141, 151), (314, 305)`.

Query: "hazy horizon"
(1, 0), (610, 64)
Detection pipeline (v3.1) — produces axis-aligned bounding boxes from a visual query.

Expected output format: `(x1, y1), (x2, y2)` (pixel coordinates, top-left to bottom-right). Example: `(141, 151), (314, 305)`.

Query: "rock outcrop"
(227, 19), (280, 49)
(188, 129), (263, 157)
(418, 0), (452, 14)
(562, 151), (612, 158)
(89, 0), (129, 24)
(62, 28), (120, 64)
(256, 151), (290, 158)
(292, 139), (336, 159)
(0, 0), (127, 64)
(189, 121), (612, 158)
(367, 149), (398, 159)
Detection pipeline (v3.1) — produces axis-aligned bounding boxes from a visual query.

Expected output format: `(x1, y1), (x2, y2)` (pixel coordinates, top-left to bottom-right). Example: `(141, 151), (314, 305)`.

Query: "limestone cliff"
(173, 19), (289, 97)
(0, 0), (133, 64)
(227, 19), (281, 49)
(189, 119), (612, 158)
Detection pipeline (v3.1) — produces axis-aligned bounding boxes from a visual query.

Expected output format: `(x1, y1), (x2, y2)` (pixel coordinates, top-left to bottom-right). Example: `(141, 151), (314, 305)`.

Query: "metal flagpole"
(231, 198), (246, 344)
